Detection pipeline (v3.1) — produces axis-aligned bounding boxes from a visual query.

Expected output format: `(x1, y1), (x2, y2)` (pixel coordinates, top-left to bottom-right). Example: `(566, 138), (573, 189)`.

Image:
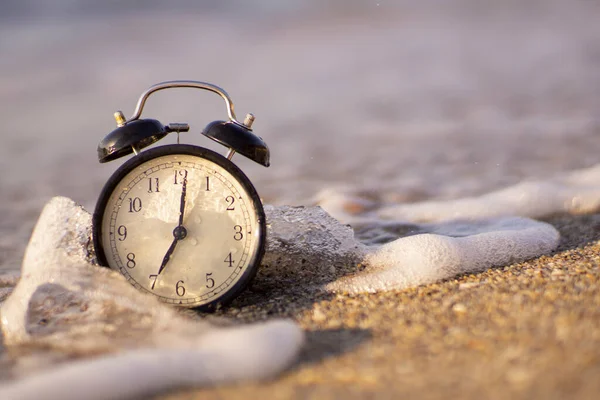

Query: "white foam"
(0, 197), (565, 398)
(373, 164), (600, 223)
(0, 197), (304, 399)
(260, 205), (560, 296)
(313, 167), (585, 295)
(0, 320), (302, 400)
(327, 217), (560, 293)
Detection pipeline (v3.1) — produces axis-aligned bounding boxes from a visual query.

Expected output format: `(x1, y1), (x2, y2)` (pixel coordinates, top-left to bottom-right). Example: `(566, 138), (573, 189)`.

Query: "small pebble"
(459, 282), (480, 290)
(452, 303), (468, 313)
(312, 308), (327, 323)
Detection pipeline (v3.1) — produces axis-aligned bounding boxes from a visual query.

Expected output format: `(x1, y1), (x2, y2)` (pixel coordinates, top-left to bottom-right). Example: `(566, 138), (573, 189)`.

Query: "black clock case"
(92, 144), (267, 311)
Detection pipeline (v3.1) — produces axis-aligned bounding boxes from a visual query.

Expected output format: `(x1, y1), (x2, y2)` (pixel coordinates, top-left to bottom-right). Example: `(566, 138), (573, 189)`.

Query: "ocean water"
(0, 0), (599, 270)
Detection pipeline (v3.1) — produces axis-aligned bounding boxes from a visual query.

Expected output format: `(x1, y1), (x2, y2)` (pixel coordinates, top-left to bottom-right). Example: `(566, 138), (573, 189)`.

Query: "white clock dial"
(94, 146), (265, 308)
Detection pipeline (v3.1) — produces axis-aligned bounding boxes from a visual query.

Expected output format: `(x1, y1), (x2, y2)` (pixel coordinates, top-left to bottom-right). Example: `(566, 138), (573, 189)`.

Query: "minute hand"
(178, 176), (187, 226)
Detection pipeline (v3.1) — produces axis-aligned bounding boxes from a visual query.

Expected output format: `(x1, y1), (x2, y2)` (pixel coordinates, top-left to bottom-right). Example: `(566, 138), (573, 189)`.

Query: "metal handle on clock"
(124, 80), (247, 128)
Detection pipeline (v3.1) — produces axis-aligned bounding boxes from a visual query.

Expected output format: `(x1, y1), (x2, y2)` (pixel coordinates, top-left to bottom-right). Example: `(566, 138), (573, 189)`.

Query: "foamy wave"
(0, 321), (302, 400)
(0, 197), (303, 399)
(261, 206), (560, 295)
(317, 163), (600, 224)
(327, 217), (559, 293)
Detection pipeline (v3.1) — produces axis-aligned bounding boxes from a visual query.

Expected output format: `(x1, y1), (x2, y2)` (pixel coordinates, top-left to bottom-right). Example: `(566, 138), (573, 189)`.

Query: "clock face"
(93, 145), (265, 309)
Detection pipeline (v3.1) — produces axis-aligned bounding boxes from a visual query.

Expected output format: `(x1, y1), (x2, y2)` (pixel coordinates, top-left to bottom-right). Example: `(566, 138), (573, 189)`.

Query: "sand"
(1, 209), (598, 399)
(151, 213), (600, 400)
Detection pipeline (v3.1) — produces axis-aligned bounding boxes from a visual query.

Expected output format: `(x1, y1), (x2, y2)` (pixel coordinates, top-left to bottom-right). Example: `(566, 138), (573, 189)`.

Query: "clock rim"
(92, 144), (267, 311)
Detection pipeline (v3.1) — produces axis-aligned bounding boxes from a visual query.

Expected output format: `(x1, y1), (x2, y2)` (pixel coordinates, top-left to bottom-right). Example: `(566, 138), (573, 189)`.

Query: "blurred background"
(0, 0), (599, 269)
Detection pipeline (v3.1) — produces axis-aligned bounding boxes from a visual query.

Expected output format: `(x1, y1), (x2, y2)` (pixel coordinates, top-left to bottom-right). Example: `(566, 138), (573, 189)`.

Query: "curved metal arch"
(126, 80), (243, 125)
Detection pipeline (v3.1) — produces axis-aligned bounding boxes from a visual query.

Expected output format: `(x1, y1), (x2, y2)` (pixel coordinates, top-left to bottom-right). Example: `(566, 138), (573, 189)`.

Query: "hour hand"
(159, 177), (188, 276)
(157, 237), (178, 275)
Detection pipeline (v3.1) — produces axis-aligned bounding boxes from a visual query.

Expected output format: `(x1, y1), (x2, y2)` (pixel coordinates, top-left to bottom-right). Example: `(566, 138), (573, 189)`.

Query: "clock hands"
(157, 237), (178, 275)
(178, 173), (187, 226)
(157, 175), (188, 275)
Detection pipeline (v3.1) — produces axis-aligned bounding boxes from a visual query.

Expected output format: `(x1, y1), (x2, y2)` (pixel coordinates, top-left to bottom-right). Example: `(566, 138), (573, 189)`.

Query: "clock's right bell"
(202, 120), (270, 167)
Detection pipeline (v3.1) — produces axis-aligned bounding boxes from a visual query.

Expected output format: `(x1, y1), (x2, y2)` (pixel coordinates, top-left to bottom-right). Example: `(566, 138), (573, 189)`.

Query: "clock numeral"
(233, 225), (243, 241)
(174, 169), (188, 185)
(206, 273), (215, 288)
(128, 197), (142, 213)
(205, 176), (210, 191)
(147, 177), (160, 193)
(117, 225), (127, 241)
(126, 253), (136, 268)
(225, 195), (235, 211)
(224, 252), (235, 267)
(149, 274), (158, 290)
(176, 280), (186, 296)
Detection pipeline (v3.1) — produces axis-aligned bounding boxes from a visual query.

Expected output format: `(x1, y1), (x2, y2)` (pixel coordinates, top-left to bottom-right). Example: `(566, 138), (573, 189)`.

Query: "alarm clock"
(92, 81), (269, 310)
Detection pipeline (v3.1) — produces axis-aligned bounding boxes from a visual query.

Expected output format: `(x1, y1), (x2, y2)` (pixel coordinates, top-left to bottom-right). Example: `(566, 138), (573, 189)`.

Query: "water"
(0, 0), (599, 270)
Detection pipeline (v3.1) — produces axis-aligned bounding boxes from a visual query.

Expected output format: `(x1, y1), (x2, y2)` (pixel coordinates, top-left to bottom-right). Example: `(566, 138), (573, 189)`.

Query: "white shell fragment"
(0, 197), (303, 400)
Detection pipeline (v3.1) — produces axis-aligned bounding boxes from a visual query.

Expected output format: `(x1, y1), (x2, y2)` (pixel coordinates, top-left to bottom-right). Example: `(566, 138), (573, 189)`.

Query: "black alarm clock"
(92, 81), (269, 310)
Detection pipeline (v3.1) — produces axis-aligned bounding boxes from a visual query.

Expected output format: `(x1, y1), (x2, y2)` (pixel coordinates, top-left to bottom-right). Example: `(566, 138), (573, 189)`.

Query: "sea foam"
(261, 207), (560, 294)
(0, 187), (568, 398)
(0, 322), (302, 400)
(0, 197), (303, 400)
(317, 163), (600, 224)
(327, 217), (559, 293)
(311, 165), (600, 292)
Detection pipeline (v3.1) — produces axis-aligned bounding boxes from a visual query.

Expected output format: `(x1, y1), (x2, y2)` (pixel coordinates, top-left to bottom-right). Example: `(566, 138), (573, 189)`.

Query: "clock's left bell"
(97, 111), (167, 163)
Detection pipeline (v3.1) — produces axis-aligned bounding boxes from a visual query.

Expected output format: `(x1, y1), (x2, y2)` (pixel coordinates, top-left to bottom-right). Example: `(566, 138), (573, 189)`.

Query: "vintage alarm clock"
(92, 81), (269, 310)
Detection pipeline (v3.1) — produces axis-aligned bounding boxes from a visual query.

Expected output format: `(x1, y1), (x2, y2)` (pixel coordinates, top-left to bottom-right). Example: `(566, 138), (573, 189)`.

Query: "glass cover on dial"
(97, 149), (263, 308)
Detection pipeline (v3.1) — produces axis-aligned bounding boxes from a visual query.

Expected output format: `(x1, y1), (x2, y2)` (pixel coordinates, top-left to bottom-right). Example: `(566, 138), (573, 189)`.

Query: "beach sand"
(129, 213), (600, 400)
(2, 212), (598, 399)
